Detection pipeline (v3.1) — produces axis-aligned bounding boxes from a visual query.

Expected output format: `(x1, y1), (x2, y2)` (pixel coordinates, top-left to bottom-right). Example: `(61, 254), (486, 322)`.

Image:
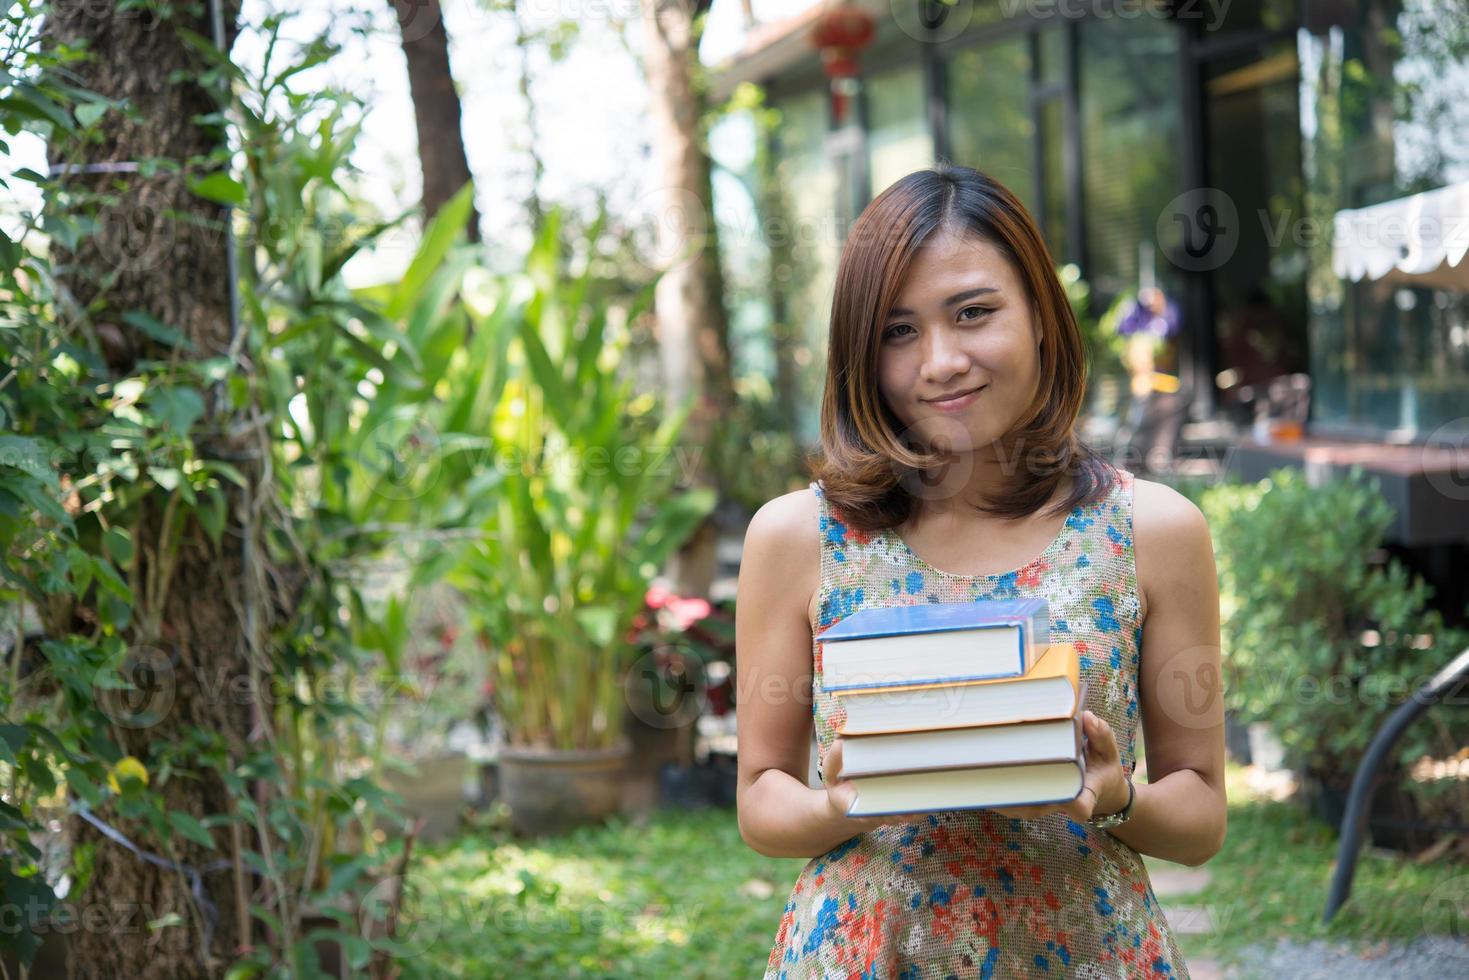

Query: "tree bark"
(639, 0), (734, 599)
(391, 0), (481, 240)
(44, 4), (251, 977)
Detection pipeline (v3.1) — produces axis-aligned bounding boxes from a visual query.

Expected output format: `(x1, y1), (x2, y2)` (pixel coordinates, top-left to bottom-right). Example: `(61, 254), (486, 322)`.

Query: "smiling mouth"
(924, 385), (985, 404)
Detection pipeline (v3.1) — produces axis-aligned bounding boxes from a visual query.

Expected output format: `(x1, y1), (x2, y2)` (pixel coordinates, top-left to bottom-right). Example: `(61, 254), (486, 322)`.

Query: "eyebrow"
(887, 286), (999, 319)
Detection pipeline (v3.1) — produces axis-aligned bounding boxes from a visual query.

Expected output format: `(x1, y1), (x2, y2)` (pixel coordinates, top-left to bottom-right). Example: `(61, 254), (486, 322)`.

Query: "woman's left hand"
(987, 710), (1130, 822)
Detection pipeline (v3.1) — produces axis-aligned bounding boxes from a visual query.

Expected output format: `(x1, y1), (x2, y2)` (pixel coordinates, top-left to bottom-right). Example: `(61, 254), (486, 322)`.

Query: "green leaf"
(103, 527), (134, 566)
(120, 311), (195, 352)
(573, 605), (619, 648)
(198, 485), (226, 546)
(74, 100), (108, 128)
(190, 171), (246, 207)
(167, 811), (216, 850)
(386, 181), (476, 322)
(148, 386), (205, 434)
(0, 435), (57, 487)
(0, 724), (28, 760)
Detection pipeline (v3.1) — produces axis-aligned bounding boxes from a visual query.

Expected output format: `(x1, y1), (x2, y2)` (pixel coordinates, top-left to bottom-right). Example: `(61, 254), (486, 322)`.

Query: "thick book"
(846, 758), (1086, 817)
(840, 685), (1088, 779)
(833, 643), (1081, 735)
(817, 598), (1050, 693)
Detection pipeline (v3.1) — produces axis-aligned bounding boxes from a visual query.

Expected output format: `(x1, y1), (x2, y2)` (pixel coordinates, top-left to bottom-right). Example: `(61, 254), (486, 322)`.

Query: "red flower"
(644, 583), (712, 631)
(1017, 561), (1046, 588)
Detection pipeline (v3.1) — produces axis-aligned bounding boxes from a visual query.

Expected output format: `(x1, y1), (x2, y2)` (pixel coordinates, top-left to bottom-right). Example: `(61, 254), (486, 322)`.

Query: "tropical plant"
(0, 4), (506, 972)
(449, 207), (717, 753)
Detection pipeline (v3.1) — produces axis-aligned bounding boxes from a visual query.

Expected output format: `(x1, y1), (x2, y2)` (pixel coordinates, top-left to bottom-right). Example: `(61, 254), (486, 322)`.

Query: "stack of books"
(820, 598), (1087, 818)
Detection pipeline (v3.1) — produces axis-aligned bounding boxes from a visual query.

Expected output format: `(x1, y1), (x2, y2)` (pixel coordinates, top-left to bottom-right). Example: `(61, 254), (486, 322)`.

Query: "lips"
(924, 385), (985, 405)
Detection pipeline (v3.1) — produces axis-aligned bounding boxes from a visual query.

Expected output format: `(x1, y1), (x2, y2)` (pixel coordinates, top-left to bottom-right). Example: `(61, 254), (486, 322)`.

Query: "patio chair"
(1323, 644), (1469, 922)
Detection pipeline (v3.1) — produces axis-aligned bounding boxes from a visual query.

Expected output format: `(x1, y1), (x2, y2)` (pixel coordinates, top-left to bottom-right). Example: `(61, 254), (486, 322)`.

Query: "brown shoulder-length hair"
(808, 163), (1118, 533)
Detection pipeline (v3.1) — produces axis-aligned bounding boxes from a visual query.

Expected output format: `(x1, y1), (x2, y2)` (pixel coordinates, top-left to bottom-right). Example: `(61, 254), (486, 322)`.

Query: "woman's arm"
(1107, 479), (1228, 867)
(734, 490), (888, 859)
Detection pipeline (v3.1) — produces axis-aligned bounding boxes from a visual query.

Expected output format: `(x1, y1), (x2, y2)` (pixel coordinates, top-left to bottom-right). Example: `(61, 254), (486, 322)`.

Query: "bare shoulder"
(1130, 477), (1213, 621)
(740, 486), (822, 628)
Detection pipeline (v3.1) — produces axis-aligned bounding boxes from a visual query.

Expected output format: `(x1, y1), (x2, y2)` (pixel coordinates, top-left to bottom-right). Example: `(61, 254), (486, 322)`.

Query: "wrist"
(1099, 774), (1133, 816)
(1088, 774), (1135, 830)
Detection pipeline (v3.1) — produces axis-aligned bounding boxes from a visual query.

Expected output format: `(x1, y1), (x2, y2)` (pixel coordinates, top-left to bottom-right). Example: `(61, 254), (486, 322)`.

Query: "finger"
(826, 739), (843, 782)
(1084, 711), (1117, 746)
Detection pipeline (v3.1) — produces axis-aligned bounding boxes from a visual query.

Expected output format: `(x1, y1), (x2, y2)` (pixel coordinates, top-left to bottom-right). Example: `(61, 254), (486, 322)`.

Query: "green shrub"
(1199, 466), (1469, 798)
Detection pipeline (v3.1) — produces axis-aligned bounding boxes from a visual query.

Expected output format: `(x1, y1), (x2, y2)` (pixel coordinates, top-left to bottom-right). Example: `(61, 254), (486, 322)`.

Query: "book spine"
(824, 666), (1030, 693)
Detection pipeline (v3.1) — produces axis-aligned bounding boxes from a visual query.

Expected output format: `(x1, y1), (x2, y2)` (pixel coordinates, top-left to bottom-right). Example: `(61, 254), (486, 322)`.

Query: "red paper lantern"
(809, 3), (876, 124)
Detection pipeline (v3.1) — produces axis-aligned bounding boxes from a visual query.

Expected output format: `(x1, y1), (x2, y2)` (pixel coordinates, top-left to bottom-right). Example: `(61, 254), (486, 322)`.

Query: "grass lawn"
(402, 805), (802, 978)
(407, 762), (1465, 977)
(1145, 762), (1467, 970)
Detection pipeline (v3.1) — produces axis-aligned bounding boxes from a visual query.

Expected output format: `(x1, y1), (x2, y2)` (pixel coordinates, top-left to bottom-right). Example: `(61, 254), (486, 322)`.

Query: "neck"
(906, 450), (1070, 523)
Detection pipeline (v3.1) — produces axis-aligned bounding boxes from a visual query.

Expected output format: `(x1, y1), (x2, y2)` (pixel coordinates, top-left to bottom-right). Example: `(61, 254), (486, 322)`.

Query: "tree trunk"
(44, 4), (251, 977)
(639, 0), (734, 599)
(391, 0), (481, 241)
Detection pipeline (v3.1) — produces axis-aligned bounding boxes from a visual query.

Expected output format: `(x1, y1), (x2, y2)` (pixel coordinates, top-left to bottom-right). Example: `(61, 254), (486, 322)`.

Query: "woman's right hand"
(820, 737), (906, 835)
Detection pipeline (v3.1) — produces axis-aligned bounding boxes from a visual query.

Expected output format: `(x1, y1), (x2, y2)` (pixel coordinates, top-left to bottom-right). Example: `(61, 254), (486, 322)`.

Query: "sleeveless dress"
(761, 468), (1193, 979)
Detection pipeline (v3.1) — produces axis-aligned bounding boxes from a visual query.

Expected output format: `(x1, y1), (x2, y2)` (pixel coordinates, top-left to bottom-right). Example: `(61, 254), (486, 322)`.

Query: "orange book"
(833, 643), (1081, 736)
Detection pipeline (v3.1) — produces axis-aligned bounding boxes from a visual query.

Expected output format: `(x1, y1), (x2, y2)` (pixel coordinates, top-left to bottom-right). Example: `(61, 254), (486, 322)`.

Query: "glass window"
(1079, 17), (1183, 307)
(1299, 0), (1469, 436)
(1203, 38), (1310, 412)
(771, 88), (841, 445)
(1038, 97), (1068, 264)
(709, 111), (772, 381)
(945, 35), (1036, 212)
(865, 64), (933, 198)
(1037, 23), (1066, 87)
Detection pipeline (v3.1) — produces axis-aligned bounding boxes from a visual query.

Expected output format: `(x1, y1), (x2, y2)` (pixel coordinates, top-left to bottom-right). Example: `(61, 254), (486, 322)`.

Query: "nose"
(919, 327), (971, 385)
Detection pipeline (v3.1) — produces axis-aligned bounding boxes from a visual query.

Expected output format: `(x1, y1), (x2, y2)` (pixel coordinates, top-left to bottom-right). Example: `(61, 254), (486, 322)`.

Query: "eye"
(882, 323), (915, 341)
(959, 305), (992, 322)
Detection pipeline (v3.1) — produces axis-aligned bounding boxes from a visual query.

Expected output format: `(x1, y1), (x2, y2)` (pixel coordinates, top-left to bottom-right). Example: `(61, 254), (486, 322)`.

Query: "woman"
(735, 164), (1226, 978)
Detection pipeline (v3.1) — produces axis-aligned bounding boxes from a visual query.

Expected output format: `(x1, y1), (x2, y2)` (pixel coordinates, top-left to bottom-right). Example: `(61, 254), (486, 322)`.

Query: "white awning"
(1332, 179), (1469, 291)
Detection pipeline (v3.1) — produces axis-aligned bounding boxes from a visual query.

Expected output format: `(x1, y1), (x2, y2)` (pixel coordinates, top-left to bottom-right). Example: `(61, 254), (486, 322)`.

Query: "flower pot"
(1300, 767), (1432, 853)
(497, 739), (632, 837)
(380, 751), (472, 843)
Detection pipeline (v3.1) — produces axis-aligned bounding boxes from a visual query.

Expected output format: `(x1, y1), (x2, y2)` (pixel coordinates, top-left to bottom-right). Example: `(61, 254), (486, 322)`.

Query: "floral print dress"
(761, 469), (1192, 979)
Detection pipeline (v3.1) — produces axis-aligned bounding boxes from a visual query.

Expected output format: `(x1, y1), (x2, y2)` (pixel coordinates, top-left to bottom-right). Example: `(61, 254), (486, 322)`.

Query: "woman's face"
(876, 227), (1041, 455)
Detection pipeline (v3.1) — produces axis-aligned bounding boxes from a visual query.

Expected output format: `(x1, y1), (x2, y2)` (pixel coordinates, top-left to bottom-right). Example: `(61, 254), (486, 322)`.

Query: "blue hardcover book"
(818, 598), (1049, 692)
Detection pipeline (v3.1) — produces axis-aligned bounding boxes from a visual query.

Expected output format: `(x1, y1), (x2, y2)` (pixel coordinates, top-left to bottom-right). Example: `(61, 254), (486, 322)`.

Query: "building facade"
(708, 0), (1469, 456)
